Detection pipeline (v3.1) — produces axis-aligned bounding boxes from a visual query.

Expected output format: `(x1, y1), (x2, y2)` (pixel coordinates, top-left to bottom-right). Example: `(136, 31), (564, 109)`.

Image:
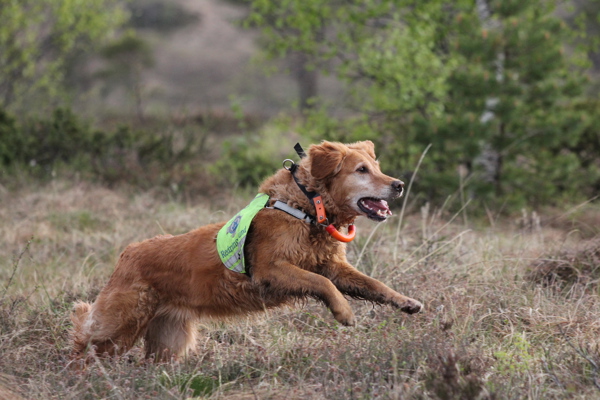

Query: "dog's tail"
(69, 301), (93, 358)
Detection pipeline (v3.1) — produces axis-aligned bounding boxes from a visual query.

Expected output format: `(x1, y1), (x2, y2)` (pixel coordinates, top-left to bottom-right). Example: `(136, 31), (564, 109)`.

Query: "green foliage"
(493, 334), (535, 375)
(0, 107), (209, 189)
(0, 0), (127, 111)
(213, 122), (300, 187)
(435, 0), (593, 208)
(159, 372), (217, 397)
(24, 108), (96, 167)
(247, 0), (599, 210)
(0, 109), (21, 166)
(0, 108), (91, 169)
(247, 0), (460, 118)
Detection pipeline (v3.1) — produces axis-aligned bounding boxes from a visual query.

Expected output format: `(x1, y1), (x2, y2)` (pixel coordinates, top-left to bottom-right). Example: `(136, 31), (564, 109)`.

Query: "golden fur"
(70, 140), (423, 363)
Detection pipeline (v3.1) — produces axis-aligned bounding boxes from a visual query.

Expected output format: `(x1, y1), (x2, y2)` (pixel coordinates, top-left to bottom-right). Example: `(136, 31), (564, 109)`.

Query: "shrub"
(527, 238), (600, 292)
(0, 107), (209, 190)
(0, 109), (21, 166)
(212, 123), (302, 188)
(21, 108), (96, 168)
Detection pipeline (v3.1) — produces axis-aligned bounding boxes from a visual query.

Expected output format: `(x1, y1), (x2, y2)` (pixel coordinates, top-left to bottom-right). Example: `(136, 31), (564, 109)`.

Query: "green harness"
(217, 193), (270, 274)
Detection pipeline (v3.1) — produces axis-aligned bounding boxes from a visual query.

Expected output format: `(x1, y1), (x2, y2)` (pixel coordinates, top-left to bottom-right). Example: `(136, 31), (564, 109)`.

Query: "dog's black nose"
(392, 180), (404, 193)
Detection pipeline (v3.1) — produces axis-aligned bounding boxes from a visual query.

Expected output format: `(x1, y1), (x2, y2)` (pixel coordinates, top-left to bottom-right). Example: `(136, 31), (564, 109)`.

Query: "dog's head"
(308, 141), (404, 222)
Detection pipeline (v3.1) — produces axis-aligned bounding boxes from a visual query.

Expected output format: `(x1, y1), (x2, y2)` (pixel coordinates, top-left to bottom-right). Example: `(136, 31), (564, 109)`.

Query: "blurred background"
(1, 0), (599, 213)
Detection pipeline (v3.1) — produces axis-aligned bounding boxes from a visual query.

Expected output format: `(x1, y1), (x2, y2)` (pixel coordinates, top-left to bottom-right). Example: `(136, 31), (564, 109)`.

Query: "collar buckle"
(282, 159), (295, 171)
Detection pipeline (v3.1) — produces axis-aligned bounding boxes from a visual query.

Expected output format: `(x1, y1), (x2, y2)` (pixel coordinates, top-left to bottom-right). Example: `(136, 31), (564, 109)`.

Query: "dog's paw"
(398, 298), (423, 314)
(333, 309), (356, 327)
(339, 315), (356, 327)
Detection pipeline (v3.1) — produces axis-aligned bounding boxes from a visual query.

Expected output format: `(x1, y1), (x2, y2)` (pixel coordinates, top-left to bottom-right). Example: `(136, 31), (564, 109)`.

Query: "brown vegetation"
(1, 179), (599, 398)
(527, 238), (600, 292)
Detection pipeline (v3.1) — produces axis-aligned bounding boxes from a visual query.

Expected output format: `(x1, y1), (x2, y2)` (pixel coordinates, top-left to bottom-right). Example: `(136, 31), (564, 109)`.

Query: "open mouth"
(357, 198), (392, 222)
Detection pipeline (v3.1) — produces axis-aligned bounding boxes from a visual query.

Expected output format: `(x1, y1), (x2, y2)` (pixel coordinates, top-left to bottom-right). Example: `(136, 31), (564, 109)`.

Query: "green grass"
(1, 180), (599, 399)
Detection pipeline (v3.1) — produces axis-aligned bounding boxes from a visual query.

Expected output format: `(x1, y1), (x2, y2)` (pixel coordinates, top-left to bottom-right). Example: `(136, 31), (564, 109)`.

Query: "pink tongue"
(363, 199), (392, 215)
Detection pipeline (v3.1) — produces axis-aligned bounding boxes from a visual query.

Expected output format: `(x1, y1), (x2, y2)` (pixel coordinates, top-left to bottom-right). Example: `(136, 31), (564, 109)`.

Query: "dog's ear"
(309, 141), (348, 180)
(347, 140), (376, 160)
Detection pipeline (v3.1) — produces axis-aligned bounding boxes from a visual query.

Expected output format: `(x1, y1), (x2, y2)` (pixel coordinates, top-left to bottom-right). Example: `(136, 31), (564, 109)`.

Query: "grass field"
(1, 179), (599, 399)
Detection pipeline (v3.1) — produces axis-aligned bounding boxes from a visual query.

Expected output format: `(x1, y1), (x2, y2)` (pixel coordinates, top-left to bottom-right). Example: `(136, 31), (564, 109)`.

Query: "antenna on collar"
(294, 143), (307, 159)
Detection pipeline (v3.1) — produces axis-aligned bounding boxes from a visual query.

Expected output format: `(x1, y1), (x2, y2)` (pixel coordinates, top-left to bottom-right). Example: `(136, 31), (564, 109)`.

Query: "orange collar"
(312, 195), (356, 242)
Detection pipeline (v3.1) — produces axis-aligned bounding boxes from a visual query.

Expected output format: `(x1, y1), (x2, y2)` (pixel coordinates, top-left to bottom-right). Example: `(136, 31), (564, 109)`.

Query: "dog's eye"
(356, 166), (368, 173)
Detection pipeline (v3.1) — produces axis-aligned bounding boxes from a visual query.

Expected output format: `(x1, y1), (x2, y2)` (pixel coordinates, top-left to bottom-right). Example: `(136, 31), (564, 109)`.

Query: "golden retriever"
(70, 140), (422, 363)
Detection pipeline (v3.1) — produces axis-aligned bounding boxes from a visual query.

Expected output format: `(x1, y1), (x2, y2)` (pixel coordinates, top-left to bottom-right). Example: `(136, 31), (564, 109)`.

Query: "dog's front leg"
(252, 261), (356, 326)
(324, 262), (423, 314)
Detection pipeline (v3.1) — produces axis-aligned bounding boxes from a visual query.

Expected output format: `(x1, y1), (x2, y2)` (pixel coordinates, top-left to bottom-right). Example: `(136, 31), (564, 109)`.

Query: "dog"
(70, 140), (423, 363)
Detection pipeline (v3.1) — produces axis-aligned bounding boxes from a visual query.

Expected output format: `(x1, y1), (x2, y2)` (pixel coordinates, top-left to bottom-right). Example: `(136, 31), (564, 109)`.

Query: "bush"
(0, 107), (208, 190)
(0, 109), (21, 166)
(527, 238), (600, 292)
(22, 108), (97, 168)
(212, 123), (302, 188)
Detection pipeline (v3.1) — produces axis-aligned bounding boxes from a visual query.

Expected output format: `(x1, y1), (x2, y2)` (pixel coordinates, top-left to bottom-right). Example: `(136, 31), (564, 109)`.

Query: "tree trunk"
(292, 51), (318, 112)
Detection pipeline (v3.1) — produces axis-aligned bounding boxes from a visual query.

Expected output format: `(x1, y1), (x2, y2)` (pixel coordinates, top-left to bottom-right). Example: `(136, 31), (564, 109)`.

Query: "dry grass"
(527, 238), (600, 292)
(1, 180), (599, 399)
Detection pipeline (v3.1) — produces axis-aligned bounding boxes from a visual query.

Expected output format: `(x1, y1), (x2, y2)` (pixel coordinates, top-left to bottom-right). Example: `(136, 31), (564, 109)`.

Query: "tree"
(0, 0), (127, 112)
(568, 0), (600, 74)
(97, 31), (154, 122)
(246, 0), (596, 209)
(420, 0), (593, 207)
(246, 0), (458, 115)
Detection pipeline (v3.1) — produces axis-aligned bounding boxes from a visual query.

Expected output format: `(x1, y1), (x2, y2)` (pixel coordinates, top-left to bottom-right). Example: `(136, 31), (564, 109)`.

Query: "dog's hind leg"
(70, 301), (94, 358)
(71, 285), (160, 361)
(143, 308), (198, 362)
